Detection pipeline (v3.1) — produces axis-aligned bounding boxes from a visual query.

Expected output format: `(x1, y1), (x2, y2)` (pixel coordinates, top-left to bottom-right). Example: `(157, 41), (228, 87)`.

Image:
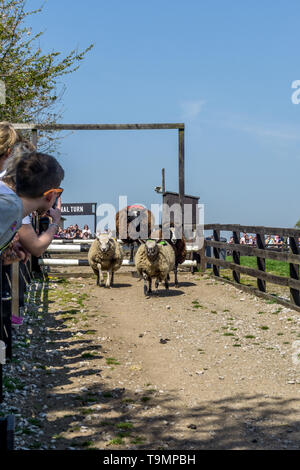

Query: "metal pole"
(94, 203), (97, 235)
(162, 168), (165, 194)
(178, 127), (185, 224)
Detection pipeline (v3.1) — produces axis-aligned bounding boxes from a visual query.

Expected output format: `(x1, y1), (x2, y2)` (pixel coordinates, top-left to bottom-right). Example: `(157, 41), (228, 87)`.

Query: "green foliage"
(0, 0), (93, 149)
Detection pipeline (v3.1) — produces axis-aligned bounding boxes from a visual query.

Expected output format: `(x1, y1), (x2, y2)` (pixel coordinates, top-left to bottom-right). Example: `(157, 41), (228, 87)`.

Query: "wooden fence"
(0, 258), (33, 450)
(200, 224), (300, 312)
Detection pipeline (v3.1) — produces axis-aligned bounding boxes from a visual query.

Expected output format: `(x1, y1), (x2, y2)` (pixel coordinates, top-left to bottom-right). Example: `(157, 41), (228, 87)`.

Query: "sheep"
(88, 232), (123, 288)
(116, 205), (154, 262)
(135, 239), (175, 296)
(151, 224), (187, 287)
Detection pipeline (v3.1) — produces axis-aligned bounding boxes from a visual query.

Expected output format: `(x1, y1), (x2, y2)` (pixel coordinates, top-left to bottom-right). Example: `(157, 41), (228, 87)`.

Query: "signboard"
(61, 203), (96, 216)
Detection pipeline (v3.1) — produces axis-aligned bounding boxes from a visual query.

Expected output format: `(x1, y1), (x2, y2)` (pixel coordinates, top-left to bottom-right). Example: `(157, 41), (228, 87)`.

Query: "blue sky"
(26, 0), (300, 230)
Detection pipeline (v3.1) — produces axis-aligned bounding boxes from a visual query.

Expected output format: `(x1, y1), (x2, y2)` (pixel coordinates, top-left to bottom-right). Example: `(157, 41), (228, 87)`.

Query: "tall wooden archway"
(13, 122), (185, 217)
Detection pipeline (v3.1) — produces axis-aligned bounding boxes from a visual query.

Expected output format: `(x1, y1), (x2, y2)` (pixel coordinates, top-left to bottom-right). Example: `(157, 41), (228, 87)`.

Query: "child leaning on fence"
(0, 151), (65, 258)
(2, 141), (63, 259)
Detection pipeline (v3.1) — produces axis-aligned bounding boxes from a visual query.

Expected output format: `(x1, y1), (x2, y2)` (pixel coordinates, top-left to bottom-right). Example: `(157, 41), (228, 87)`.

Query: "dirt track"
(6, 271), (300, 450)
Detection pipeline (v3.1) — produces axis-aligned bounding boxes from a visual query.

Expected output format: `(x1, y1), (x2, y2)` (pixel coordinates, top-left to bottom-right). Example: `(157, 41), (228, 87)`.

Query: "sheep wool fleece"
(88, 238), (123, 272)
(135, 242), (175, 281)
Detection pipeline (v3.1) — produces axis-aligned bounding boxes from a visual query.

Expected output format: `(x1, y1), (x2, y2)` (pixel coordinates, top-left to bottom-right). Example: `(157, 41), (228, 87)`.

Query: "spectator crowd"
(55, 224), (94, 240)
(229, 232), (285, 246)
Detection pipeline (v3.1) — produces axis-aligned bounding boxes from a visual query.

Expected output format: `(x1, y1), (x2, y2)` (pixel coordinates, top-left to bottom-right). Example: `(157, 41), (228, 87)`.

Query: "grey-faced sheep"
(135, 239), (175, 296)
(88, 232), (123, 287)
(151, 224), (187, 287)
(116, 205), (155, 262)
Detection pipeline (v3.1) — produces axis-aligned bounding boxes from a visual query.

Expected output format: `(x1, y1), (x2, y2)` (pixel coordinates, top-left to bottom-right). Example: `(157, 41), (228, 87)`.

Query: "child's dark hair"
(16, 151), (64, 198)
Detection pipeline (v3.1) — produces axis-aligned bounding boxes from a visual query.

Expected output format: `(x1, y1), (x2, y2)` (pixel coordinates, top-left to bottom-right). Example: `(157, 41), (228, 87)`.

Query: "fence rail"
(204, 223), (300, 238)
(201, 224), (300, 312)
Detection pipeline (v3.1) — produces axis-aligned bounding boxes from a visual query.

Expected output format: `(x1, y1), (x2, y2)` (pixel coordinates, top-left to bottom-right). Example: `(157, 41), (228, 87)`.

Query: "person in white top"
(82, 224), (92, 237)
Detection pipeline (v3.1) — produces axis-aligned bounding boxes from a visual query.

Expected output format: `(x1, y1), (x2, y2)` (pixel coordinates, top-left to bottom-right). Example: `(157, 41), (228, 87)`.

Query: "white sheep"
(135, 239), (175, 296)
(88, 232), (123, 288)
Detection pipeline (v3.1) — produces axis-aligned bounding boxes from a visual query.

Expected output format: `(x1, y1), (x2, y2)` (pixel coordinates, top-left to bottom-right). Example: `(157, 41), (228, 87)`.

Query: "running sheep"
(151, 224), (187, 288)
(88, 232), (123, 288)
(135, 239), (175, 296)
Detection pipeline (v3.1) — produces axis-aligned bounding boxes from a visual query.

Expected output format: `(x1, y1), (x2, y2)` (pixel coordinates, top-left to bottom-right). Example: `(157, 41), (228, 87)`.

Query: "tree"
(294, 220), (300, 229)
(0, 0), (93, 149)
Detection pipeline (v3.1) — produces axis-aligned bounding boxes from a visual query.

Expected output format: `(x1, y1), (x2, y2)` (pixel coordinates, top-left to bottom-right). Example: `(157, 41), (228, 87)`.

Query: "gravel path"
(2, 272), (300, 450)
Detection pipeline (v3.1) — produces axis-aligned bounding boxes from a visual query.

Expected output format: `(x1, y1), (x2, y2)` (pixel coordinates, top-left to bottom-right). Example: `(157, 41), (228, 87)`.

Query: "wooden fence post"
(11, 262), (19, 317)
(199, 242), (206, 273)
(213, 227), (220, 277)
(232, 230), (240, 284)
(256, 232), (266, 292)
(289, 236), (300, 306)
(0, 415), (15, 450)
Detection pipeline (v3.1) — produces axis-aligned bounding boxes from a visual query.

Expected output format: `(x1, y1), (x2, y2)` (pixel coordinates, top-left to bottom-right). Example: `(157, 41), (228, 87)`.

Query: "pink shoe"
(12, 315), (23, 325)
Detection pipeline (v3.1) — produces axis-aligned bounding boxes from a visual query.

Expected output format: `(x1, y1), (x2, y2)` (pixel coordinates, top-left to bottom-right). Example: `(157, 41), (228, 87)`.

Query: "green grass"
(80, 408), (95, 415)
(141, 396), (151, 402)
(3, 376), (24, 391)
(131, 436), (146, 445)
(106, 357), (120, 365)
(226, 256), (289, 277)
(192, 300), (203, 309)
(117, 431), (131, 438)
(116, 422), (133, 430)
(28, 418), (42, 427)
(81, 441), (93, 448)
(122, 398), (135, 404)
(108, 437), (124, 446)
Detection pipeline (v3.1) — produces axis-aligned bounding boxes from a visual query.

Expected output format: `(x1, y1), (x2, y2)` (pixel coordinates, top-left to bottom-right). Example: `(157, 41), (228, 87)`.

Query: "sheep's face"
(145, 239), (158, 259)
(96, 233), (113, 253)
(170, 225), (182, 244)
(170, 226), (177, 244)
